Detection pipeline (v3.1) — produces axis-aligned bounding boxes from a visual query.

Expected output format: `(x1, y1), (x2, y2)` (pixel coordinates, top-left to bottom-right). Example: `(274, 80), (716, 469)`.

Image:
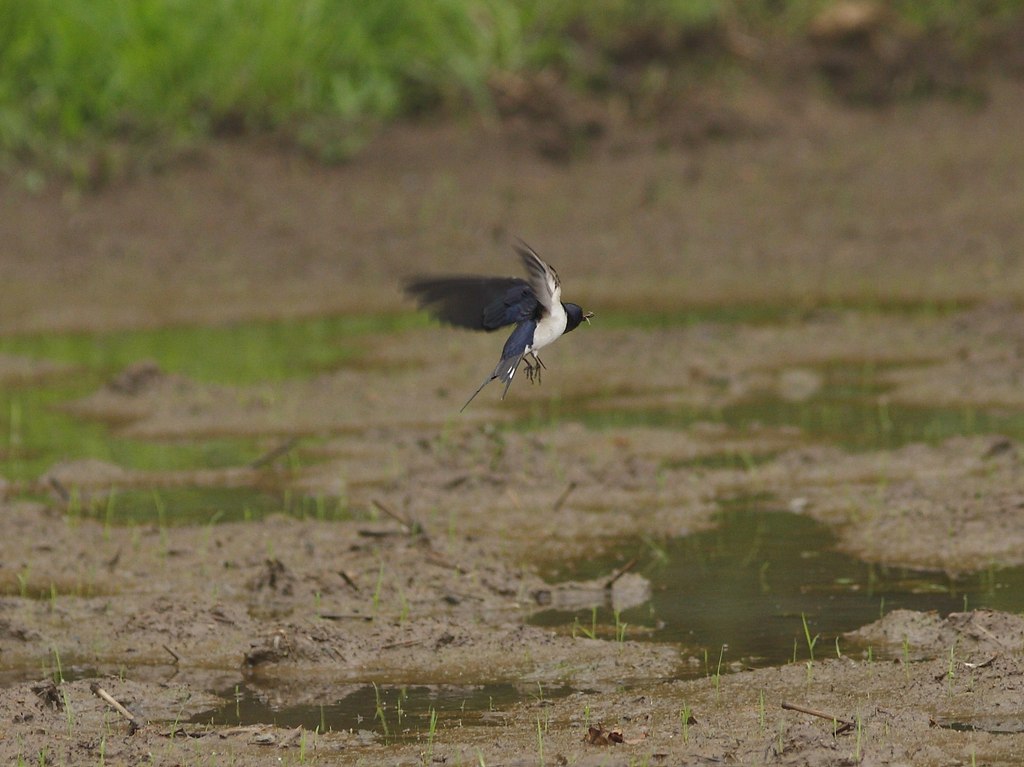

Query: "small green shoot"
(572, 606), (598, 639)
(712, 645), (725, 697)
(855, 713), (863, 761)
(372, 682), (389, 737)
(680, 702), (692, 743)
(427, 706), (439, 757)
(51, 646), (64, 684)
(62, 688), (74, 737)
(65, 487), (82, 526)
(614, 609), (628, 643)
(398, 589), (410, 624)
(801, 613), (819, 663)
(640, 534), (669, 568)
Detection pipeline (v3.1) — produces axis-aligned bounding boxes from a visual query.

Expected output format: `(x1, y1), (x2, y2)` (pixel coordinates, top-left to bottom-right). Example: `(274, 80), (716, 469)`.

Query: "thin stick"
(781, 701), (855, 730)
(425, 551), (468, 575)
(604, 557), (638, 590)
(372, 499), (425, 537)
(382, 638), (424, 650)
(552, 481), (578, 511)
(162, 644), (181, 664)
(49, 477), (71, 503)
(339, 570), (360, 593)
(249, 437), (299, 469)
(90, 683), (143, 730)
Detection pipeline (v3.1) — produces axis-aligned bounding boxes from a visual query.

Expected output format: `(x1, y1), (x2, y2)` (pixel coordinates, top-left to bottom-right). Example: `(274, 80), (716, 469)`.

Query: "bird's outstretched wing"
(403, 276), (538, 331)
(514, 241), (561, 313)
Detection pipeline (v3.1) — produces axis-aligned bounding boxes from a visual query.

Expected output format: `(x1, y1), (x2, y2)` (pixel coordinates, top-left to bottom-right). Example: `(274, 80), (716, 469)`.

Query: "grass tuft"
(1, 0), (1020, 177)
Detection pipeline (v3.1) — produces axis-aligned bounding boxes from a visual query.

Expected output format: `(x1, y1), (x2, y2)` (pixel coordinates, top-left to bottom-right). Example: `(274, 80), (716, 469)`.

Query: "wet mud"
(4, 72), (1024, 764)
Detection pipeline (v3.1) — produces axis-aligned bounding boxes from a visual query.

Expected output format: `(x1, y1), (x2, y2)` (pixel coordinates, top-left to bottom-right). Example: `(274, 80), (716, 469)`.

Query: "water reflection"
(534, 504), (1022, 668)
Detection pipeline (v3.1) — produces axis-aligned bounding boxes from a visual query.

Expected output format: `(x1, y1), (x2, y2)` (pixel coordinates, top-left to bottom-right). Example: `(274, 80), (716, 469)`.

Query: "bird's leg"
(522, 356), (537, 383)
(525, 352), (545, 383)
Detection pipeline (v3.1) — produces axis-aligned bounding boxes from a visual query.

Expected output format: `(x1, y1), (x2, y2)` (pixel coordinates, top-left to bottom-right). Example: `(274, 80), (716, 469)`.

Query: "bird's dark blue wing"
(482, 283), (538, 330)
(404, 275), (536, 332)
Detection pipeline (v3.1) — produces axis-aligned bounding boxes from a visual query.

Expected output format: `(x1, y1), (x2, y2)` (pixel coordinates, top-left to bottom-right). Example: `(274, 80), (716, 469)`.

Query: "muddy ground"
(3, 62), (1024, 764)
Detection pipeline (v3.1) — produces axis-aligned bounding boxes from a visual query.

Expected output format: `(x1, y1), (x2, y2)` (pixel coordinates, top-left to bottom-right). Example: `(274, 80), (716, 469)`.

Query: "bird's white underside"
(528, 297), (567, 356)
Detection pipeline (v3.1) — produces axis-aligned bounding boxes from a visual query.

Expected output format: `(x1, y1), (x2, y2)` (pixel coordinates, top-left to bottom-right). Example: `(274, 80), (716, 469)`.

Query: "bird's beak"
(584, 311), (594, 325)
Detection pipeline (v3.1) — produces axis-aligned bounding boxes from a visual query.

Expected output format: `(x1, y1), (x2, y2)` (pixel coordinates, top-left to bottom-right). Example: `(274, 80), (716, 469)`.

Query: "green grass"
(2, 0), (1021, 177)
(0, 0), (525, 174)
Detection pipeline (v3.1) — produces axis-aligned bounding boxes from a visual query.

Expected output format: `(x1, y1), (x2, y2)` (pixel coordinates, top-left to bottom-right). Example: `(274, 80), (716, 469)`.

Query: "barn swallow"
(405, 241), (592, 411)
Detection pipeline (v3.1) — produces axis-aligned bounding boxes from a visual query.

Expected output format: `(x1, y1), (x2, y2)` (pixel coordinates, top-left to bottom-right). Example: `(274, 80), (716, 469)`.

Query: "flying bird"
(405, 241), (593, 411)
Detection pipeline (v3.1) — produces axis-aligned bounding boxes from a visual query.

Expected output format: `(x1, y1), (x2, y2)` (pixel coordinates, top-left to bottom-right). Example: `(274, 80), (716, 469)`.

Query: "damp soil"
(4, 66), (1024, 765)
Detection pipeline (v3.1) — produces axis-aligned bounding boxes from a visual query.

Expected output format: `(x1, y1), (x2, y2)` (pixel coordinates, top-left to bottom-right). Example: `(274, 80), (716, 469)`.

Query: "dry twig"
(781, 700), (855, 733)
(552, 481), (578, 511)
(90, 683), (144, 733)
(604, 557), (638, 590)
(249, 437), (299, 469)
(372, 499), (426, 537)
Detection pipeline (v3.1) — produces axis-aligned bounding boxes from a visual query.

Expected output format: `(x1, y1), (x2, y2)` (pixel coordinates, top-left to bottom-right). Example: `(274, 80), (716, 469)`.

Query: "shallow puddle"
(533, 504), (1024, 668)
(529, 362), (1024, 451)
(0, 314), (414, 482)
(933, 717), (1024, 734)
(6, 319), (1023, 495)
(190, 682), (573, 740)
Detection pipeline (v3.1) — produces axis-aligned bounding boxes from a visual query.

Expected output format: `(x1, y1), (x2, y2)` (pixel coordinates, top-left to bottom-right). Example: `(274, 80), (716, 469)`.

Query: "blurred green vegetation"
(1, 0), (1021, 175)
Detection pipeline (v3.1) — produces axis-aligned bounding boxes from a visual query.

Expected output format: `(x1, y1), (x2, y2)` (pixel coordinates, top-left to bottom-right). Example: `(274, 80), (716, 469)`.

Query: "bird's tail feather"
(460, 354), (523, 412)
(498, 354), (522, 399)
(460, 375), (493, 412)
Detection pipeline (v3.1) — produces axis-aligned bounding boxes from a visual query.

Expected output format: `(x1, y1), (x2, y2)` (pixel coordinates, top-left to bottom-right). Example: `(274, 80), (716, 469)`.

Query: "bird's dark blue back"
(483, 283), (539, 330)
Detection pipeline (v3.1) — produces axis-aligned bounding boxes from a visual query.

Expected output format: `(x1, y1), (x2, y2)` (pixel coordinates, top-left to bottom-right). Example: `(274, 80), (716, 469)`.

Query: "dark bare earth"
(3, 59), (1024, 764)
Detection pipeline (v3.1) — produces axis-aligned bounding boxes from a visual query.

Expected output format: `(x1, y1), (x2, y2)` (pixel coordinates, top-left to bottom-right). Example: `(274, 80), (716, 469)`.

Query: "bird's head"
(563, 303), (593, 334)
